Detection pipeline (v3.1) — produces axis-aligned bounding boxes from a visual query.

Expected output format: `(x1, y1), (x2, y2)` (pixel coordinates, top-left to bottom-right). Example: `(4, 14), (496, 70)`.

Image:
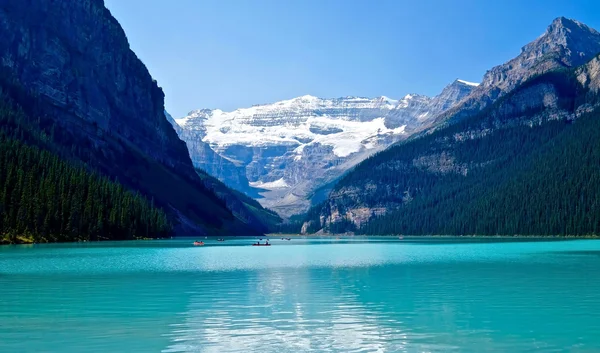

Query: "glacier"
(171, 79), (477, 217)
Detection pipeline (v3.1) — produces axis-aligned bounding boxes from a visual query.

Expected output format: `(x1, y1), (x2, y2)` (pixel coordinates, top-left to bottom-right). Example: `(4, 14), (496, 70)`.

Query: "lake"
(1, 237), (600, 352)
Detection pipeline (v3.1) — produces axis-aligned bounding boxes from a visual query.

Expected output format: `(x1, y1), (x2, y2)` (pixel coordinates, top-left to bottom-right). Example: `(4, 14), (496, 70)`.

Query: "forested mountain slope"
(0, 83), (171, 243)
(302, 53), (600, 235)
(0, 0), (272, 241)
(195, 169), (282, 233)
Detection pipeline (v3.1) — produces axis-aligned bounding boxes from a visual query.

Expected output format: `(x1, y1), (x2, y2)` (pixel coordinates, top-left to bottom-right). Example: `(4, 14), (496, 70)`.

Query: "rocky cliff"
(0, 0), (267, 235)
(434, 17), (600, 125)
(0, 0), (195, 176)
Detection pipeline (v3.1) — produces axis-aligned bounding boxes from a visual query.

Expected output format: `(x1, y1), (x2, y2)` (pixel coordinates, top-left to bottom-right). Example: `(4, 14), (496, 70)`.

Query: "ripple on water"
(1, 238), (600, 352)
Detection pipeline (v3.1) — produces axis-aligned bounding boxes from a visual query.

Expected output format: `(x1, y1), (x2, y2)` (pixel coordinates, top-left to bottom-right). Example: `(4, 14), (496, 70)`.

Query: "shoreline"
(0, 235), (170, 246)
(268, 233), (600, 239)
(3, 234), (599, 246)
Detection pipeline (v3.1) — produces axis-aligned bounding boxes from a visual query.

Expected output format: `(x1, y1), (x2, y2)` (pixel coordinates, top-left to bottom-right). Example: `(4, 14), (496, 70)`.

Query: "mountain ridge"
(433, 17), (600, 126)
(298, 17), (600, 235)
(173, 79), (477, 217)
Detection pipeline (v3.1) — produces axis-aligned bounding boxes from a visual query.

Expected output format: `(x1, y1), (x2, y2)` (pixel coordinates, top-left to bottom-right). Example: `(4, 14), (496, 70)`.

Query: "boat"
(193, 241), (205, 246)
(252, 243), (271, 246)
(217, 238), (225, 242)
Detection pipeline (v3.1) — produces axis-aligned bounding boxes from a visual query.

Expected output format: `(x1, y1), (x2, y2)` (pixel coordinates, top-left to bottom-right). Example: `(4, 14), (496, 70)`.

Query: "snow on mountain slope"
(178, 110), (405, 159)
(456, 79), (479, 87)
(174, 80), (477, 217)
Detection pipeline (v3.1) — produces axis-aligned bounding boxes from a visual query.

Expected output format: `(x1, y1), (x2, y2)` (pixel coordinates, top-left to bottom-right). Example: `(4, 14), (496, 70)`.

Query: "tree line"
(0, 138), (171, 243)
(0, 72), (171, 243)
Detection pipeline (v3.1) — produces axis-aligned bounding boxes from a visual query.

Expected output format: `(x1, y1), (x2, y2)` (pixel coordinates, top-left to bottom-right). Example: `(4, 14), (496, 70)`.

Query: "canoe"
(252, 244), (271, 246)
(193, 242), (205, 246)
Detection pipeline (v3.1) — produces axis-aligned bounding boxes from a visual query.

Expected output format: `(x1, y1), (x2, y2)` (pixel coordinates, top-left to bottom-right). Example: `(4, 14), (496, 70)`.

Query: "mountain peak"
(548, 17), (598, 35)
(476, 17), (600, 91)
(519, 17), (600, 64)
(402, 93), (429, 101)
(433, 17), (600, 125)
(297, 94), (318, 101)
(539, 16), (600, 46)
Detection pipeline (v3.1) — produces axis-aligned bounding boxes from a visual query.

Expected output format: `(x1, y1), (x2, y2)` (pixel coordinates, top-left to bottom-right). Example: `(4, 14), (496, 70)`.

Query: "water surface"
(1, 237), (600, 352)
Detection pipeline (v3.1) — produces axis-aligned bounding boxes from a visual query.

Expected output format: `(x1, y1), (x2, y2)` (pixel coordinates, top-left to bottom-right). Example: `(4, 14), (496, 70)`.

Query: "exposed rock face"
(386, 80), (479, 130)
(165, 111), (182, 134)
(384, 94), (432, 128)
(431, 80), (481, 113)
(577, 55), (600, 92)
(0, 0), (194, 177)
(435, 17), (600, 125)
(486, 17), (600, 90)
(175, 81), (476, 217)
(0, 0), (266, 235)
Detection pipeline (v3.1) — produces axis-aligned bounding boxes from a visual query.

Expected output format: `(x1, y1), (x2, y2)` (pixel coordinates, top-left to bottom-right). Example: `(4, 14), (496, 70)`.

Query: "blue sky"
(105, 0), (600, 118)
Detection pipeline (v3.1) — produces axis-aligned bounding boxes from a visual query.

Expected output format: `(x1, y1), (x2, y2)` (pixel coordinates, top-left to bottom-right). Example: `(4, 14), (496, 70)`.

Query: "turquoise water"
(1, 237), (600, 352)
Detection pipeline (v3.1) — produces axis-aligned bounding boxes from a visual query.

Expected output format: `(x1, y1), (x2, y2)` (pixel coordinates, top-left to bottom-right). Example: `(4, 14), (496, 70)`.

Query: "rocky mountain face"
(174, 80), (477, 217)
(302, 18), (600, 235)
(0, 0), (269, 235)
(0, 0), (193, 176)
(434, 17), (600, 125)
(577, 54), (600, 91)
(386, 80), (479, 130)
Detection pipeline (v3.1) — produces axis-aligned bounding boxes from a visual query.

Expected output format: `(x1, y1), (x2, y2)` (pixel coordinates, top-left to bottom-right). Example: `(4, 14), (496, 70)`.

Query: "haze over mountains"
(172, 79), (478, 216)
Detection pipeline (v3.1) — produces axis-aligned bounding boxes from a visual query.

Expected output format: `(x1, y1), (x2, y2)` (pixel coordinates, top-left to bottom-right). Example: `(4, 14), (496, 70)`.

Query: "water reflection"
(163, 267), (416, 353)
(163, 256), (600, 352)
(2, 238), (600, 352)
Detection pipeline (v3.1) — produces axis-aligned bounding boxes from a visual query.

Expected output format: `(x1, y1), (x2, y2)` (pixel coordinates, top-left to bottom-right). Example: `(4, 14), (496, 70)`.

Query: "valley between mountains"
(170, 17), (600, 236)
(171, 80), (478, 217)
(1, 0), (600, 242)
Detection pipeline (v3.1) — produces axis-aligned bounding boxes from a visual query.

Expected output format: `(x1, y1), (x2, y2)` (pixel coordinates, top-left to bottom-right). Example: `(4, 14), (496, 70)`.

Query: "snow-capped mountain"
(172, 80), (477, 217)
(177, 95), (403, 158)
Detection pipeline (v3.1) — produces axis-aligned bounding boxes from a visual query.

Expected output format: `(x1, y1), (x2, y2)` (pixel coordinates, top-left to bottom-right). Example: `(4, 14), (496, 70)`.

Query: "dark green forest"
(0, 77), (171, 243)
(0, 138), (171, 243)
(302, 64), (600, 236)
(196, 168), (281, 233)
(361, 111), (600, 235)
